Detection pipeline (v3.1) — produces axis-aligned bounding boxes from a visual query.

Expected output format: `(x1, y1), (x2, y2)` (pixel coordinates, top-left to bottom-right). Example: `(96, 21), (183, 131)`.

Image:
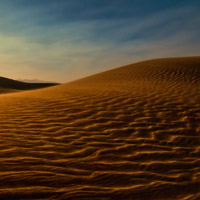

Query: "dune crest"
(0, 57), (200, 200)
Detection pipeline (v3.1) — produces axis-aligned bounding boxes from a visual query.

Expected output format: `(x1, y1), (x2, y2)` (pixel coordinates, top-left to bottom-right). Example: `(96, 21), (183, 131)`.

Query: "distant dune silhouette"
(0, 76), (59, 93)
(0, 57), (199, 200)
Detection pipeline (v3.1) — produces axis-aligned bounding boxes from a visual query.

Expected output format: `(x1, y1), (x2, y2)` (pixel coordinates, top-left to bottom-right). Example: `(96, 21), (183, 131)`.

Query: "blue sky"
(0, 0), (200, 82)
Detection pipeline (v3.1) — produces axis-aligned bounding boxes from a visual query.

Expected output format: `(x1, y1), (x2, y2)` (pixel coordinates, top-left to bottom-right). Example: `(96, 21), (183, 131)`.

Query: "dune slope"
(0, 57), (200, 200)
(0, 76), (58, 93)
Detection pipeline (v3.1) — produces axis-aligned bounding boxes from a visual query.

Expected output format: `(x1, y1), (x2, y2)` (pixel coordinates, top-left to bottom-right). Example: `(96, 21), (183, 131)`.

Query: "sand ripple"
(0, 57), (200, 199)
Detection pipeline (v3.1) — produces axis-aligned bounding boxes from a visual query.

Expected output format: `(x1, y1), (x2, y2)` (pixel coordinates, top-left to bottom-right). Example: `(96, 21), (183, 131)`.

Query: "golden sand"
(0, 57), (199, 199)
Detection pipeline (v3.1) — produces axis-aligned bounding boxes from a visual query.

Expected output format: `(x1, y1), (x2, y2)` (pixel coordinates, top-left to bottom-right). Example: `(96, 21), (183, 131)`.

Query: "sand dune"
(0, 76), (58, 94)
(0, 57), (200, 200)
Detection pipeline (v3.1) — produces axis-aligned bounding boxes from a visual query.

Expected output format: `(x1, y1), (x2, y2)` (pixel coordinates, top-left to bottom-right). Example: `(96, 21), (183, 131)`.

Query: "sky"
(0, 0), (200, 83)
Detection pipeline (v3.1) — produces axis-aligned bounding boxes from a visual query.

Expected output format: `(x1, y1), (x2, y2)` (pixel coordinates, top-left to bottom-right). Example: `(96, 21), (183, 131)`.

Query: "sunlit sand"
(0, 57), (199, 199)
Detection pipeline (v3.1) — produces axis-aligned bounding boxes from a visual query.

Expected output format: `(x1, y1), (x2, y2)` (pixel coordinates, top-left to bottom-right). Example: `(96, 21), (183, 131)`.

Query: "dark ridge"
(0, 76), (59, 91)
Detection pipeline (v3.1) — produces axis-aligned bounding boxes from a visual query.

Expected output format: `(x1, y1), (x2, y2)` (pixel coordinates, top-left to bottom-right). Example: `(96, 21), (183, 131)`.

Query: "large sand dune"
(0, 57), (200, 200)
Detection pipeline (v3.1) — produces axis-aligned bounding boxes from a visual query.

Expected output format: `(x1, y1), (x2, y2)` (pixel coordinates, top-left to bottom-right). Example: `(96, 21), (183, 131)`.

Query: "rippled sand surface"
(0, 57), (200, 200)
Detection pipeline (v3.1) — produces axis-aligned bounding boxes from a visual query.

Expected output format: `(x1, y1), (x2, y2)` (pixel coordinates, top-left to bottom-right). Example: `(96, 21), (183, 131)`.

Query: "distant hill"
(0, 76), (59, 93)
(17, 79), (58, 84)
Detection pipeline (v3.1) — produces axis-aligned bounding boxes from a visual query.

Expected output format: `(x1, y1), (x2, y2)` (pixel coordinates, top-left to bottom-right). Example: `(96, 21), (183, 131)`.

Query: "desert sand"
(0, 57), (199, 200)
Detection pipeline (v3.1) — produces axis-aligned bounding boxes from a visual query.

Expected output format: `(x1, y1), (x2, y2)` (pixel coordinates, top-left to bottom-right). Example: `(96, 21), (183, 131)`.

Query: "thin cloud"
(0, 1), (199, 82)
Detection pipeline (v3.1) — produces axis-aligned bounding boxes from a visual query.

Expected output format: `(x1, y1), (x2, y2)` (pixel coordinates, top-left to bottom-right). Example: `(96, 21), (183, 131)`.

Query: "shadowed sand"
(0, 57), (200, 200)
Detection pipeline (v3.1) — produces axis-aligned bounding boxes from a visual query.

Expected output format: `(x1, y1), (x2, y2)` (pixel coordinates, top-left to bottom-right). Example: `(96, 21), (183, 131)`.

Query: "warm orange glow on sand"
(0, 57), (200, 199)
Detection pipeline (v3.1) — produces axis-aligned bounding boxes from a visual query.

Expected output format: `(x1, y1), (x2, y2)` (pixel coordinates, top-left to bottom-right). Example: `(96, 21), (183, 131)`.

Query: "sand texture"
(0, 57), (200, 200)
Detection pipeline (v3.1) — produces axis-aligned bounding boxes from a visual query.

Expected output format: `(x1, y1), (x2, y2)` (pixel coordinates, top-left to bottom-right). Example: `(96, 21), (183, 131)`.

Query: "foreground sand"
(0, 57), (200, 200)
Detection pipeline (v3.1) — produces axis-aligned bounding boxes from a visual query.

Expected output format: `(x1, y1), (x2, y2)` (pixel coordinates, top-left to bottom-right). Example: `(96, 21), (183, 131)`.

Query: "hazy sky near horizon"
(0, 0), (200, 82)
